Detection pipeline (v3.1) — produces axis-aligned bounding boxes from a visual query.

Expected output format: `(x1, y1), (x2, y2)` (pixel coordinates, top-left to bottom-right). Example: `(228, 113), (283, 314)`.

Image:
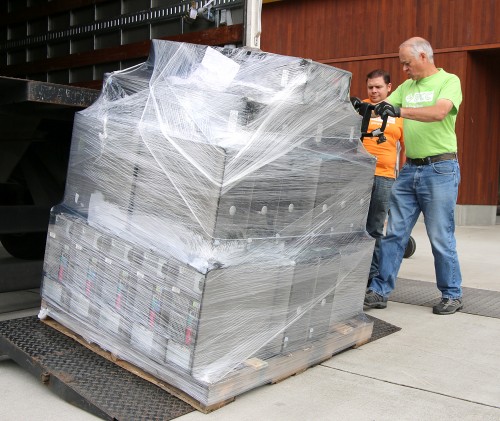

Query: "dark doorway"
(462, 50), (500, 222)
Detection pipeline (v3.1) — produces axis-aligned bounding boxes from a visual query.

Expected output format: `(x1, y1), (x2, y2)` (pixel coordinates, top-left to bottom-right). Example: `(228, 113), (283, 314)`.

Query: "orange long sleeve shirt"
(362, 99), (405, 179)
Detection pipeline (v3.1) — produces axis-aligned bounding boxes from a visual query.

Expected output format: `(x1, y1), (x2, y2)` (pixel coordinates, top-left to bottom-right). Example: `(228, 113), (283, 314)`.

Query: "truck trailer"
(0, 0), (260, 260)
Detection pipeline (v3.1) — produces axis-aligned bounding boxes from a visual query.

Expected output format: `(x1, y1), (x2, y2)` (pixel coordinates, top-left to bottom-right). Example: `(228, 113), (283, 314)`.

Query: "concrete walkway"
(1, 221), (499, 420)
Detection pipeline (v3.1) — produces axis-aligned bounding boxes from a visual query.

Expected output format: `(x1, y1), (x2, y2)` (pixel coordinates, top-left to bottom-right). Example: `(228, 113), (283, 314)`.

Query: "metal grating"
(365, 315), (401, 342)
(391, 278), (500, 319)
(0, 316), (195, 421)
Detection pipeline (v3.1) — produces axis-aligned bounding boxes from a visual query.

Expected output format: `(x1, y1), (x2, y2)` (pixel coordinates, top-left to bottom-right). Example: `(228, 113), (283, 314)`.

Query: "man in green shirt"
(364, 37), (463, 315)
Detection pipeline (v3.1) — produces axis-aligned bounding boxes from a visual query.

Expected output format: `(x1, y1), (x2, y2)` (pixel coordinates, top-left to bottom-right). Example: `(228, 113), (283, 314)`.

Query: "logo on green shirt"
(405, 91), (434, 104)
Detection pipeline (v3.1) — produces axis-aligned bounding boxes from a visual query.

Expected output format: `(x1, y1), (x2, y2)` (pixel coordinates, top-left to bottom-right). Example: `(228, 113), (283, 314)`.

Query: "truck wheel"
(403, 235), (416, 259)
(1, 232), (47, 260)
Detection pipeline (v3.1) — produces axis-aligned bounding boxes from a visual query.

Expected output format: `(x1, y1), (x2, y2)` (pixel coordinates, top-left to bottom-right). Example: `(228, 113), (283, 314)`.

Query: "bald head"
(400, 37), (434, 64)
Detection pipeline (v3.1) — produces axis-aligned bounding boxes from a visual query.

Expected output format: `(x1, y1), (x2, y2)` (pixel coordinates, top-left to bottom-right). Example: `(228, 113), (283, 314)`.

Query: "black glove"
(350, 97), (371, 119)
(350, 96), (363, 111)
(374, 101), (401, 118)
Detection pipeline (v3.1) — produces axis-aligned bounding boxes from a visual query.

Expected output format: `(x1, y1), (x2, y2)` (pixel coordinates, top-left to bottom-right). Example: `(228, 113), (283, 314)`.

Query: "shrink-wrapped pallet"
(41, 40), (376, 407)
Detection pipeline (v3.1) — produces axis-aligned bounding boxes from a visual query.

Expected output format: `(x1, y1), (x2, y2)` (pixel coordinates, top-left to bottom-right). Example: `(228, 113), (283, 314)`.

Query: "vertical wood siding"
(261, 0), (500, 206)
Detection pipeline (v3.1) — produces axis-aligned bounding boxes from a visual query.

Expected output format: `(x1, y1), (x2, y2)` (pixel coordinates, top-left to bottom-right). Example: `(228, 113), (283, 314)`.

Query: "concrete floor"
(1, 221), (499, 421)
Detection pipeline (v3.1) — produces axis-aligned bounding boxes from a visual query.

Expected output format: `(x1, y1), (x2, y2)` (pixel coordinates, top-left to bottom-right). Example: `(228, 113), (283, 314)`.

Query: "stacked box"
(40, 40), (376, 406)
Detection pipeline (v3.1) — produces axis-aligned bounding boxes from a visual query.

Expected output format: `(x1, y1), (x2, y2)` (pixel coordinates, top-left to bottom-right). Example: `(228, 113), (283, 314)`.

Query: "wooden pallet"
(41, 317), (230, 413)
(42, 314), (373, 413)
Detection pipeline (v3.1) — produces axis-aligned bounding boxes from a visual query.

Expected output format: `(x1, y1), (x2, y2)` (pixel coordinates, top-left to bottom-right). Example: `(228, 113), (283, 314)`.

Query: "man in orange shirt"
(362, 69), (405, 287)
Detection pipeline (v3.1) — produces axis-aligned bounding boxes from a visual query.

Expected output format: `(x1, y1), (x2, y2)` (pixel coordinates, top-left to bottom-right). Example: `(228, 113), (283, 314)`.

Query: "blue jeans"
(369, 159), (462, 299)
(366, 176), (394, 280)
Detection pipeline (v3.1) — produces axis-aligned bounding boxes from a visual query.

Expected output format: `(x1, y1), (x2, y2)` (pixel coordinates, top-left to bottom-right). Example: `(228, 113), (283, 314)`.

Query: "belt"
(406, 152), (457, 166)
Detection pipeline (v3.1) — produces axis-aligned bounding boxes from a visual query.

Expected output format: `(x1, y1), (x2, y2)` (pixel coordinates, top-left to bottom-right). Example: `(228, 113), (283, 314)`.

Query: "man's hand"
(350, 96), (363, 111)
(350, 97), (371, 117)
(374, 101), (401, 118)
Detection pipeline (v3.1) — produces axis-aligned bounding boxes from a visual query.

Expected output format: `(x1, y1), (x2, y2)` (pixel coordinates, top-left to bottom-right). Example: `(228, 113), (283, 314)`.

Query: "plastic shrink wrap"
(40, 40), (377, 407)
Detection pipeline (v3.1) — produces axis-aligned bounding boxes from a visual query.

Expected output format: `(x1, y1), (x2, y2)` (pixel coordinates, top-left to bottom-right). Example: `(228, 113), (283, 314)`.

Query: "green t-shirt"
(388, 69), (462, 159)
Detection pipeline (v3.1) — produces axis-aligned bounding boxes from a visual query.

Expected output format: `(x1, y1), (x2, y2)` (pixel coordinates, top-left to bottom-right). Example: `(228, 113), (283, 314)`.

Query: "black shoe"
(433, 298), (463, 315)
(364, 290), (388, 309)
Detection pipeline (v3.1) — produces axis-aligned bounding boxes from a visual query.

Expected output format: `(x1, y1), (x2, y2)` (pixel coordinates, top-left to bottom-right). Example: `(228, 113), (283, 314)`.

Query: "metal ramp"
(0, 316), (195, 421)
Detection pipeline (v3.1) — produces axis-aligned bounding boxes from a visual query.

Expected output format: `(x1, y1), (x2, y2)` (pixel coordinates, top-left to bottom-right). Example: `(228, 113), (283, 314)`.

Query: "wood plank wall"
(261, 0), (500, 60)
(261, 0), (500, 206)
(261, 0), (500, 94)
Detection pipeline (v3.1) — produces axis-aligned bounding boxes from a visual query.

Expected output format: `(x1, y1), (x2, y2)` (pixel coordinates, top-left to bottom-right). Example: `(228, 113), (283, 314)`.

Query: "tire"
(1, 232), (47, 260)
(403, 235), (416, 259)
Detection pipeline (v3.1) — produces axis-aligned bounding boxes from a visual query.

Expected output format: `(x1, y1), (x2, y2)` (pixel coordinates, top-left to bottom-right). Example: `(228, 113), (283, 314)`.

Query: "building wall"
(261, 0), (500, 208)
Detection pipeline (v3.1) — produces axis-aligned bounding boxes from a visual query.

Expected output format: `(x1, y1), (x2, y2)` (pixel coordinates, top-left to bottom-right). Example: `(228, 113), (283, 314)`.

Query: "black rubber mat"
(392, 278), (500, 319)
(0, 316), (195, 421)
(0, 315), (400, 420)
(365, 315), (401, 342)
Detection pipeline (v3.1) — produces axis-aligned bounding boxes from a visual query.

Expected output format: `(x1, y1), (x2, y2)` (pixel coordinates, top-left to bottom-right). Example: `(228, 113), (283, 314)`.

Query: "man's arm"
(399, 98), (454, 122)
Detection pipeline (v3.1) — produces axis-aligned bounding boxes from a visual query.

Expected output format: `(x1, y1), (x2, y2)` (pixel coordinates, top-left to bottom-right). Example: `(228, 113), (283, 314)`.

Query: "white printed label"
(101, 309), (121, 334)
(281, 69), (289, 86)
(227, 110), (238, 132)
(315, 124), (323, 143)
(131, 323), (154, 353)
(166, 341), (191, 371)
(72, 295), (90, 318)
(44, 279), (62, 302)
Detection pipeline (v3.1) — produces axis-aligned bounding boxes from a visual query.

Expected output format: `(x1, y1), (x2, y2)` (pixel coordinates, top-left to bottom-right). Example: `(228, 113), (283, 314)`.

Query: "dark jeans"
(366, 175), (394, 280)
(369, 160), (462, 298)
